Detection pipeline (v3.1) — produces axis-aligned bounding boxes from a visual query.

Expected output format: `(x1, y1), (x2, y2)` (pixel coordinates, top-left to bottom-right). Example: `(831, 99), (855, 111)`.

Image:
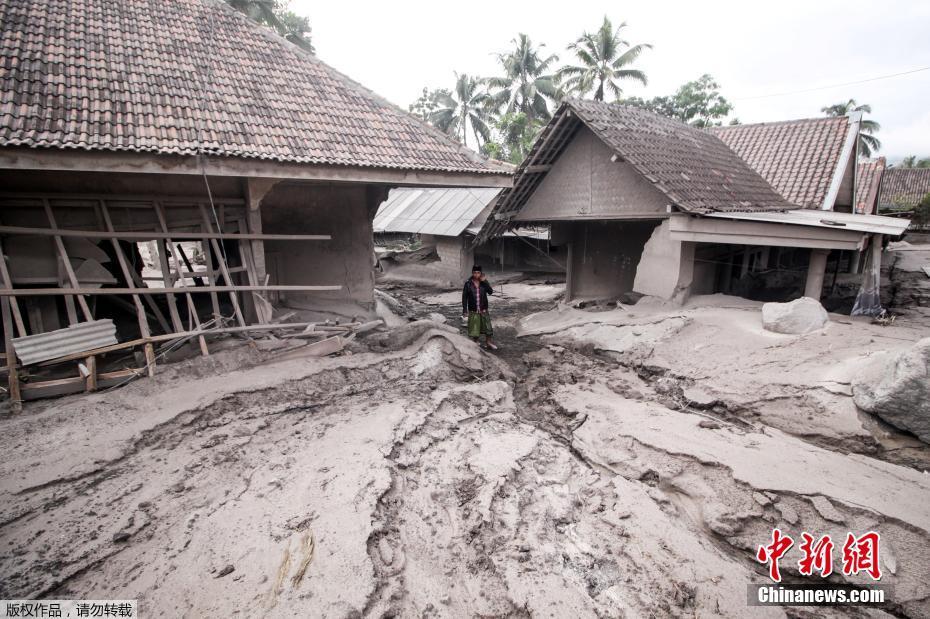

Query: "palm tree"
(821, 99), (881, 157)
(901, 155), (930, 168)
(558, 17), (651, 102)
(488, 34), (560, 124)
(430, 73), (493, 149)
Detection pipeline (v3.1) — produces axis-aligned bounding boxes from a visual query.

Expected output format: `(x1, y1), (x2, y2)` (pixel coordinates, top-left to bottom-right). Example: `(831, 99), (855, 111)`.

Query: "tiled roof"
(477, 100), (792, 242)
(878, 167), (930, 210)
(710, 117), (851, 208)
(0, 0), (504, 175)
(855, 157), (885, 214)
(567, 100), (791, 214)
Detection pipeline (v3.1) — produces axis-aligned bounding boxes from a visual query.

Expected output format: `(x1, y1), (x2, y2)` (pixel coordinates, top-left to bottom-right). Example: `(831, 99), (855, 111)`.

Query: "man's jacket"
(462, 279), (493, 313)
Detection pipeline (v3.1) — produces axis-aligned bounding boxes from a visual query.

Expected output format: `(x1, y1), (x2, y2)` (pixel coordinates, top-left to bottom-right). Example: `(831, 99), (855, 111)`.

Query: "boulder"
(761, 297), (828, 334)
(853, 338), (930, 443)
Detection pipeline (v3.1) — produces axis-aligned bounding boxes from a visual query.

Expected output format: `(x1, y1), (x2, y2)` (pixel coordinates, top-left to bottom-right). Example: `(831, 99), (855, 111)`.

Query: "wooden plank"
(0, 225), (330, 241)
(0, 284), (343, 296)
(199, 203), (246, 327)
(21, 368), (144, 401)
(2, 296), (21, 410)
(36, 321), (352, 366)
(42, 199), (94, 322)
(0, 237), (26, 336)
(99, 201), (153, 340)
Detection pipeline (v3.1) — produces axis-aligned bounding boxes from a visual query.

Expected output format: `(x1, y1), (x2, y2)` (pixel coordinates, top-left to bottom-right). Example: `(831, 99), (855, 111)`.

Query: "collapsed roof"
(478, 99), (793, 242)
(0, 0), (506, 177)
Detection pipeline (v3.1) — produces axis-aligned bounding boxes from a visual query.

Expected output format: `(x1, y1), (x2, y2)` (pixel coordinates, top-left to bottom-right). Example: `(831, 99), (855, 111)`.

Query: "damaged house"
(0, 0), (509, 402)
(373, 187), (562, 285)
(477, 100), (907, 304)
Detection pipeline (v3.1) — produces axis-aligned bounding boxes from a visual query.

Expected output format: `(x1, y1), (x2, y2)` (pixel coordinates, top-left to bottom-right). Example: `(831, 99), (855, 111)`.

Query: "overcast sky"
(294, 0), (929, 161)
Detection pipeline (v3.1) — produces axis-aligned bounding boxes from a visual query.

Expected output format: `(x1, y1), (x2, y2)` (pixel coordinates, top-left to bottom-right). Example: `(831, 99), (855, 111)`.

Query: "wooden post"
(42, 199), (93, 322)
(2, 296), (21, 411)
(199, 203), (246, 327)
(84, 355), (97, 392)
(152, 202), (209, 355)
(0, 238), (26, 337)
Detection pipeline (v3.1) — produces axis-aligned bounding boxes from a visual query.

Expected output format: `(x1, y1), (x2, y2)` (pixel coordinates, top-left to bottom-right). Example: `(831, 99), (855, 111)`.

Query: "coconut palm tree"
(487, 34), (560, 123)
(430, 73), (493, 149)
(558, 17), (651, 102)
(821, 99), (881, 157)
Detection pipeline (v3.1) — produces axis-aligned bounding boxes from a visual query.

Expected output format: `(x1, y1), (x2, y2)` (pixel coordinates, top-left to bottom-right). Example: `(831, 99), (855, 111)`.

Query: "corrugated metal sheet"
(704, 209), (910, 236)
(373, 188), (501, 237)
(13, 319), (118, 365)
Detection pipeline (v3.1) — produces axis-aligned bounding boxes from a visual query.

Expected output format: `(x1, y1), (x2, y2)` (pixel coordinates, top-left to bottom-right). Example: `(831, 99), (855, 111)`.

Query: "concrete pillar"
(804, 248), (830, 300)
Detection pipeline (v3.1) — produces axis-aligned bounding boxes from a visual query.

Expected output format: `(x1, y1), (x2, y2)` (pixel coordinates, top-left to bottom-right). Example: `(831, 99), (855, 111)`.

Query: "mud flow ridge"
(3, 282), (930, 617)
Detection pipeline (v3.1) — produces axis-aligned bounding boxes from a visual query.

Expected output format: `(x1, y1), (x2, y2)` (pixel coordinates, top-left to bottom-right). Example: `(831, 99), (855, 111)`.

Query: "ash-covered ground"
(1, 278), (929, 618)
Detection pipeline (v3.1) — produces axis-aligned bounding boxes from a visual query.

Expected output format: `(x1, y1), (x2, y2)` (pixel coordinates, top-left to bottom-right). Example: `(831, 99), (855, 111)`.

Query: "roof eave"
(0, 147), (513, 189)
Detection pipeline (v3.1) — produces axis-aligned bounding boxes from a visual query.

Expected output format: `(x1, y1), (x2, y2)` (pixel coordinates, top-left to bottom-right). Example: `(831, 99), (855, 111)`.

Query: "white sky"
(294, 0), (930, 161)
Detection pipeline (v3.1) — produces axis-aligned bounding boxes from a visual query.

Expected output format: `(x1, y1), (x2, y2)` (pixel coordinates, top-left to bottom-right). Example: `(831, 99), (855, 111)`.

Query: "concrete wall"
(423, 234), (473, 285)
(554, 220), (660, 300)
(261, 182), (379, 313)
(633, 220), (696, 303)
(517, 127), (669, 222)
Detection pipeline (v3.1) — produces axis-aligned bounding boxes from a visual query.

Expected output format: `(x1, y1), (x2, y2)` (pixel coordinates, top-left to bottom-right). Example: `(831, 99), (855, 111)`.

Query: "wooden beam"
(523, 164), (552, 174)
(0, 225), (330, 242)
(0, 148), (514, 188)
(0, 285), (342, 297)
(151, 202), (187, 334)
(37, 321), (353, 366)
(99, 201), (154, 340)
(199, 203), (246, 327)
(2, 296), (21, 410)
(42, 199), (93, 322)
(0, 238), (26, 337)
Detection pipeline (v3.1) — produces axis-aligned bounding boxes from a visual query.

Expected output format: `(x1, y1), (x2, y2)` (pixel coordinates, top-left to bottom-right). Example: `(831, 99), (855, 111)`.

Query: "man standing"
(462, 265), (498, 350)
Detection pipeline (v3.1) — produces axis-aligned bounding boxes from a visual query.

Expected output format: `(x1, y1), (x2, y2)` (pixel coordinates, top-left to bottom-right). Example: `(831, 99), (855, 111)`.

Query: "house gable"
(516, 126), (669, 222)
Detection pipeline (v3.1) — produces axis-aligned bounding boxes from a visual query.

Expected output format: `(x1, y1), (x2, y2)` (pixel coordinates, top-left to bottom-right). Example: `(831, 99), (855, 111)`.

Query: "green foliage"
(557, 16), (650, 102)
(901, 156), (930, 168)
(409, 87), (451, 122)
(225, 0), (313, 53)
(914, 193), (930, 228)
(624, 74), (733, 127)
(481, 112), (545, 164)
(821, 99), (880, 157)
